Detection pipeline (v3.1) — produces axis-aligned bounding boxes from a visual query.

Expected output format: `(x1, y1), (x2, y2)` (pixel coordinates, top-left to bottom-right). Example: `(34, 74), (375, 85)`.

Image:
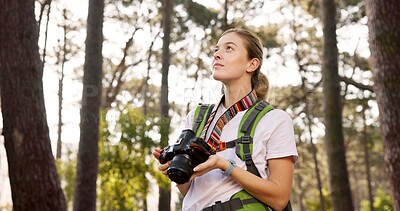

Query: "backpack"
(193, 100), (292, 211)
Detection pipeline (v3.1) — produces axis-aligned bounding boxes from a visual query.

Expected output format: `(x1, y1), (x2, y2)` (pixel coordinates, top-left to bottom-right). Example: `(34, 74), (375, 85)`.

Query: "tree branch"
(340, 76), (374, 92)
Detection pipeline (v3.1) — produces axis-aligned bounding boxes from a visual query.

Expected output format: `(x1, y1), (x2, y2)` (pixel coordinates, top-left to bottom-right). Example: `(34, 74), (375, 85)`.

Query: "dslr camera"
(159, 129), (215, 184)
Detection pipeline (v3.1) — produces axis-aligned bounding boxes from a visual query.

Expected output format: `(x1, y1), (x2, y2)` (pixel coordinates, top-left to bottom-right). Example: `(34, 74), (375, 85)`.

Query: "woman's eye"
(226, 46), (233, 51)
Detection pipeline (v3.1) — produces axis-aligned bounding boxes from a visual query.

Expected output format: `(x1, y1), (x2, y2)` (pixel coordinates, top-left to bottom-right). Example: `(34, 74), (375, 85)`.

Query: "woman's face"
(212, 32), (253, 86)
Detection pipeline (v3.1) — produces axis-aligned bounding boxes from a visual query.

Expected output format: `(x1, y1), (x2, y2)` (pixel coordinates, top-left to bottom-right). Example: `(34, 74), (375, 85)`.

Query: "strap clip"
(240, 136), (252, 144)
(219, 142), (227, 151)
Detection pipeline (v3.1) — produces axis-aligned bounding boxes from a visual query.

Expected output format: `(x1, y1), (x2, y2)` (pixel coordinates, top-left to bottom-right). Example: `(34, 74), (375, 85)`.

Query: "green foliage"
(254, 26), (281, 49)
(338, 0), (365, 24)
(343, 0), (363, 6)
(98, 108), (158, 210)
(304, 187), (333, 211)
(149, 158), (171, 190)
(56, 151), (77, 210)
(341, 52), (371, 71)
(119, 0), (144, 7)
(296, 0), (320, 18)
(182, 0), (218, 28)
(361, 189), (394, 211)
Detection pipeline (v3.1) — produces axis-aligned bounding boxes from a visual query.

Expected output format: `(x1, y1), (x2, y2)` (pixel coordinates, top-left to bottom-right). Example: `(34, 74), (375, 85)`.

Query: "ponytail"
(252, 71), (269, 100)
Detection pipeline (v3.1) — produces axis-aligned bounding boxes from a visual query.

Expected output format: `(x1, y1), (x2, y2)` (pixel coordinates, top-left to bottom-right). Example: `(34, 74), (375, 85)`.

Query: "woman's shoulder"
(257, 107), (294, 127)
(264, 108), (292, 120)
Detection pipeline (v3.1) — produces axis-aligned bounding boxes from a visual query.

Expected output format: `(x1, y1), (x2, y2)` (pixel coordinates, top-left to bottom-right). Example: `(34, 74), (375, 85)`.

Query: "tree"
(0, 0), (66, 210)
(56, 8), (68, 160)
(320, 0), (354, 210)
(365, 1), (400, 210)
(73, 0), (104, 210)
(158, 0), (174, 210)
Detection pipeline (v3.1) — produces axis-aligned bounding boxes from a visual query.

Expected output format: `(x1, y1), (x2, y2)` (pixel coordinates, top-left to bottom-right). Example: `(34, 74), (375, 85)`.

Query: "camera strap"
(199, 90), (258, 151)
(193, 100), (274, 176)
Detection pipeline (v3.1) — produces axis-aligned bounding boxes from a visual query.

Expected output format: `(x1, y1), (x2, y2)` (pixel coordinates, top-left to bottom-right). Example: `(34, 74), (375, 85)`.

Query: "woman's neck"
(222, 85), (253, 108)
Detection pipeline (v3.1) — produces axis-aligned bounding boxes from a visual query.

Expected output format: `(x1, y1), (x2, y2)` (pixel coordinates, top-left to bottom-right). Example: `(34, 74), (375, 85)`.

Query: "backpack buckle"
(240, 136), (252, 144)
(244, 153), (253, 165)
(213, 201), (223, 211)
(219, 142), (227, 151)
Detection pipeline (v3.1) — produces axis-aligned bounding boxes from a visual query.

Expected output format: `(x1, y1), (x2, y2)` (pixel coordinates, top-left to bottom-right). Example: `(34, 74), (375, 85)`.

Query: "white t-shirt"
(181, 104), (298, 211)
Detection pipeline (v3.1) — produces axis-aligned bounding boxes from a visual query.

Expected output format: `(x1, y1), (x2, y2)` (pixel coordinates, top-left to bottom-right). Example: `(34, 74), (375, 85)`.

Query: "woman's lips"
(213, 63), (224, 68)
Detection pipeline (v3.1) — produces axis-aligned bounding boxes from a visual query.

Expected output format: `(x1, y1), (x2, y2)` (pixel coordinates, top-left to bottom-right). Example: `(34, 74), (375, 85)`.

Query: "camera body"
(159, 129), (214, 184)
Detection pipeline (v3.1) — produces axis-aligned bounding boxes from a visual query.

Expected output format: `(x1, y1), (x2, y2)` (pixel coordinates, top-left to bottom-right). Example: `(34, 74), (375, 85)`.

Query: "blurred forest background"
(0, 0), (399, 211)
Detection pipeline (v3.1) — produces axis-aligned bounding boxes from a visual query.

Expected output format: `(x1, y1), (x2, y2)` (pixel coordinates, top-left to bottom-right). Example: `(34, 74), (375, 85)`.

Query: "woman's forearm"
(219, 156), (294, 210)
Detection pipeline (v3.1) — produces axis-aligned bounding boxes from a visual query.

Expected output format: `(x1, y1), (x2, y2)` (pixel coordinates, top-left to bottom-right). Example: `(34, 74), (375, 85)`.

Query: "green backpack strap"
(239, 100), (274, 138)
(192, 103), (215, 136)
(235, 100), (274, 177)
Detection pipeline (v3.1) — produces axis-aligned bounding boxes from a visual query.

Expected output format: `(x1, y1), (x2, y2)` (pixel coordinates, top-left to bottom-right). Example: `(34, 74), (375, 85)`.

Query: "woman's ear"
(246, 58), (260, 73)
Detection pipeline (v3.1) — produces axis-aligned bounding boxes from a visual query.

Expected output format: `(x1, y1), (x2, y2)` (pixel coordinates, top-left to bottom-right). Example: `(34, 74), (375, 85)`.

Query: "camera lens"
(167, 154), (193, 184)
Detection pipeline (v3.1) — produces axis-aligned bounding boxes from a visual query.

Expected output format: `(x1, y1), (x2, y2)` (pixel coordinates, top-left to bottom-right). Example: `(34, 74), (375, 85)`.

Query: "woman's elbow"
(265, 196), (290, 211)
(274, 199), (290, 211)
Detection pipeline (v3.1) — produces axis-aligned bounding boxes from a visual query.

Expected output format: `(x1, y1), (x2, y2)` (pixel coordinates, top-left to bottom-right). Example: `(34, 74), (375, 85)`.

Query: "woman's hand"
(152, 147), (162, 160)
(153, 148), (192, 195)
(190, 155), (229, 179)
(152, 148), (170, 176)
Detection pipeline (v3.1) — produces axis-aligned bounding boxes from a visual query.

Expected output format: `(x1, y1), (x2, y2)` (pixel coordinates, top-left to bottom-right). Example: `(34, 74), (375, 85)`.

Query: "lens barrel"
(167, 154), (193, 184)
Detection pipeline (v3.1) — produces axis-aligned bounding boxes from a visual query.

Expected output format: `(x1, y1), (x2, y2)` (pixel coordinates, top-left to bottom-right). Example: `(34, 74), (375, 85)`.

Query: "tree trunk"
(362, 105), (374, 211)
(320, 0), (354, 210)
(56, 9), (68, 160)
(222, 0), (229, 31)
(295, 172), (306, 211)
(365, 1), (400, 210)
(0, 0), (66, 210)
(158, 0), (173, 210)
(40, 0), (52, 64)
(142, 31), (159, 116)
(73, 0), (104, 210)
(307, 114), (326, 211)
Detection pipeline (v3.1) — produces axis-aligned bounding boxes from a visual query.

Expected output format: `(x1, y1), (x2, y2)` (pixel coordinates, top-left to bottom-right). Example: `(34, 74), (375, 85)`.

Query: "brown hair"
(221, 28), (269, 100)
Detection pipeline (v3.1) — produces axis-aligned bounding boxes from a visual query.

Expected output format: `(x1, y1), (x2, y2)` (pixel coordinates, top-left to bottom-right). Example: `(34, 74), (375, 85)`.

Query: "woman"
(153, 28), (298, 211)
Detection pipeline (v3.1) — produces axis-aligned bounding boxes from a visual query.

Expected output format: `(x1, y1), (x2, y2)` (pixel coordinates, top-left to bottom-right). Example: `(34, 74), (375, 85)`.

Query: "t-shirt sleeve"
(257, 109), (298, 163)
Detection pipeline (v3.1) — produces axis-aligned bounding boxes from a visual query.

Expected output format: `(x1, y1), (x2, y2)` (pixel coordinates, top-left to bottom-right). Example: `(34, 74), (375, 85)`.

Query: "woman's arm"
(231, 157), (294, 210)
(175, 182), (191, 196)
(192, 155), (294, 211)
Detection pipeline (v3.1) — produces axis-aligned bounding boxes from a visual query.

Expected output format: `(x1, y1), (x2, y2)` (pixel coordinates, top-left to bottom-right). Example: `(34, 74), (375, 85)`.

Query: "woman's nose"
(213, 50), (221, 60)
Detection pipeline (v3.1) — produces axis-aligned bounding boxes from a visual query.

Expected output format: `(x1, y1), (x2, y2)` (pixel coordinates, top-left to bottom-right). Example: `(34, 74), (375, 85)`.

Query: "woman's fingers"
(158, 161), (171, 175)
(191, 155), (219, 178)
(152, 148), (162, 159)
(152, 148), (170, 175)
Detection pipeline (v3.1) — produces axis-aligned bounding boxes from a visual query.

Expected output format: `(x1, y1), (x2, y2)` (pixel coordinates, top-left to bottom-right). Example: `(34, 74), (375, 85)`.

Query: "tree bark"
(320, 0), (354, 210)
(365, 1), (400, 210)
(73, 0), (104, 210)
(0, 0), (66, 210)
(158, 0), (173, 210)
